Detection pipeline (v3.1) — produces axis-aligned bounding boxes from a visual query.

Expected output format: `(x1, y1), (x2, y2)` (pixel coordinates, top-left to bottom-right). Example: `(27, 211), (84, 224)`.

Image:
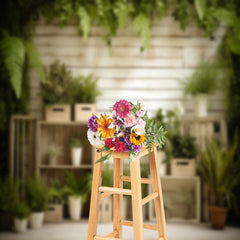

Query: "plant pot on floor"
(209, 206), (228, 229)
(71, 148), (83, 166)
(194, 94), (207, 117)
(171, 158), (196, 177)
(68, 196), (82, 220)
(29, 212), (44, 229)
(157, 150), (167, 176)
(14, 218), (27, 233)
(45, 104), (71, 122)
(44, 204), (63, 223)
(74, 104), (96, 123)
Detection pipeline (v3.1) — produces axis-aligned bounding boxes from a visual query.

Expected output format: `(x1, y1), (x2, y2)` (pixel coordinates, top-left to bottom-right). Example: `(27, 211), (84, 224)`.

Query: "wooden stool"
(87, 145), (168, 240)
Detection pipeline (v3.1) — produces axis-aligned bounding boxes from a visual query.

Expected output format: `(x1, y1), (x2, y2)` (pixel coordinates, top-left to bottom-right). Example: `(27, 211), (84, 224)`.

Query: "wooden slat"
(100, 192), (112, 200)
(121, 176), (152, 185)
(99, 186), (132, 196)
(121, 220), (158, 231)
(105, 230), (118, 238)
(94, 236), (126, 240)
(142, 192), (159, 205)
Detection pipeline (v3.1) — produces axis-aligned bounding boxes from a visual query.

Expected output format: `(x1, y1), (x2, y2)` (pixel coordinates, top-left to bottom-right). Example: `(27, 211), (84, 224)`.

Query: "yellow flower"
(97, 115), (115, 139)
(130, 133), (146, 146)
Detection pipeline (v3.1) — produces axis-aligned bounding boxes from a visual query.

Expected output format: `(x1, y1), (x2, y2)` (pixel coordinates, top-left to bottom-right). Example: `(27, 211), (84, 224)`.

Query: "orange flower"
(97, 115), (115, 139)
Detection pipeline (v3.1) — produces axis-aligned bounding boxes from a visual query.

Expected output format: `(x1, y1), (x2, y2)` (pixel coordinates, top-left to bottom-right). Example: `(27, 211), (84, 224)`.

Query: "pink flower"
(125, 112), (137, 127)
(136, 110), (145, 117)
(137, 118), (146, 127)
(113, 100), (132, 119)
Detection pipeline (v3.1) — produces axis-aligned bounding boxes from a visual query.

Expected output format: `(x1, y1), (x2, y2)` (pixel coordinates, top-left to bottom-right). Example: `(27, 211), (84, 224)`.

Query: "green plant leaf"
(77, 7), (91, 40)
(214, 8), (236, 27)
(227, 37), (240, 54)
(96, 152), (112, 163)
(194, 0), (206, 20)
(0, 36), (25, 98)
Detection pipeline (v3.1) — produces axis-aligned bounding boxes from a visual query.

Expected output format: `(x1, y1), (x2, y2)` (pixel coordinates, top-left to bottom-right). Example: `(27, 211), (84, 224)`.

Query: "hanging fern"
(77, 7), (91, 40)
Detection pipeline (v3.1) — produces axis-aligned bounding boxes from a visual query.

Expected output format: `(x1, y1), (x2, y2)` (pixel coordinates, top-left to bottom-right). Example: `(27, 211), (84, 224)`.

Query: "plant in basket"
(87, 100), (167, 163)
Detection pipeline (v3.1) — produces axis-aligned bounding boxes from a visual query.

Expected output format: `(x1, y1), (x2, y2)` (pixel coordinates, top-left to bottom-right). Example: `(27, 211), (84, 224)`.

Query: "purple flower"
(124, 145), (130, 152)
(125, 135), (131, 146)
(131, 144), (141, 153)
(88, 116), (98, 132)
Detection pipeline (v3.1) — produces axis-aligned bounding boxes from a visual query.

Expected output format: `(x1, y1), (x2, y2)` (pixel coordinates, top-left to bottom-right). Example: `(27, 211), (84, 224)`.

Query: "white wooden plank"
(40, 55), (182, 68)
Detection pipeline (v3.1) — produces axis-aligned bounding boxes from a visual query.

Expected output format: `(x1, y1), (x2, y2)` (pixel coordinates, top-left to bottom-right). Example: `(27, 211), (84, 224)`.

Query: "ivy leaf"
(194, 0), (206, 20)
(0, 36), (25, 99)
(96, 152), (112, 164)
(214, 8), (236, 27)
(77, 7), (91, 40)
(132, 13), (151, 50)
(227, 37), (240, 54)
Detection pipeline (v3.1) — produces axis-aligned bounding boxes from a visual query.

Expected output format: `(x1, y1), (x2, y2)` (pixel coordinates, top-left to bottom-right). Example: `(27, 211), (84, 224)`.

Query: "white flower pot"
(29, 212), (44, 229)
(71, 148), (82, 166)
(157, 150), (167, 176)
(68, 196), (82, 220)
(14, 218), (27, 233)
(194, 94), (208, 117)
(49, 157), (57, 165)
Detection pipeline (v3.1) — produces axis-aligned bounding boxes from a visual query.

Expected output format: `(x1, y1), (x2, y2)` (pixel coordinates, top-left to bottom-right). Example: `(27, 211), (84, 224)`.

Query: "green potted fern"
(48, 144), (62, 165)
(62, 171), (92, 220)
(197, 138), (240, 229)
(181, 57), (220, 117)
(26, 175), (50, 229)
(69, 74), (101, 123)
(41, 60), (73, 122)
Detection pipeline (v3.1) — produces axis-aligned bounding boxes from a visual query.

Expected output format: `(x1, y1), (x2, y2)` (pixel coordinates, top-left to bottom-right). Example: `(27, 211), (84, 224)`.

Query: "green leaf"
(98, 145), (110, 152)
(0, 36), (25, 99)
(214, 8), (236, 27)
(77, 7), (91, 40)
(132, 13), (151, 50)
(194, 0), (206, 20)
(24, 40), (46, 84)
(227, 37), (240, 54)
(95, 152), (112, 164)
(129, 151), (137, 162)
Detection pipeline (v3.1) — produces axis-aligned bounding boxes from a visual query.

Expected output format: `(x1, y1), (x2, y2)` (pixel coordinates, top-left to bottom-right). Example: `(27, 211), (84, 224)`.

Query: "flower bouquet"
(87, 100), (166, 163)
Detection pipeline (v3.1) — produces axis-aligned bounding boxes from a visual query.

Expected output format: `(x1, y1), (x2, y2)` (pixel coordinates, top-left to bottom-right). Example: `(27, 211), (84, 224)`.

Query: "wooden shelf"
(39, 164), (93, 169)
(38, 121), (87, 126)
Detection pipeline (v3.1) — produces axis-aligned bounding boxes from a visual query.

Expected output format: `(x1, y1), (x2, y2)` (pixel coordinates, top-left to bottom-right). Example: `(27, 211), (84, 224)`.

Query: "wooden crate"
(44, 204), (63, 222)
(171, 158), (196, 177)
(45, 104), (71, 122)
(98, 196), (112, 223)
(73, 104), (96, 123)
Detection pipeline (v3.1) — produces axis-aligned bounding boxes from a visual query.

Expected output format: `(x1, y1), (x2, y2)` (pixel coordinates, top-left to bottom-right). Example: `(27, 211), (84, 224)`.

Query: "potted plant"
(181, 57), (220, 117)
(12, 201), (30, 233)
(62, 171), (92, 221)
(26, 175), (50, 229)
(70, 137), (83, 166)
(48, 144), (62, 165)
(168, 134), (197, 176)
(41, 60), (73, 122)
(197, 138), (240, 229)
(69, 74), (101, 123)
(45, 179), (64, 223)
(0, 177), (19, 231)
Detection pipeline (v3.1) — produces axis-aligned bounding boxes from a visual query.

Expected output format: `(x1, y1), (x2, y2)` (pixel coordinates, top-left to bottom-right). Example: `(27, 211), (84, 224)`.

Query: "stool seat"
(87, 145), (168, 240)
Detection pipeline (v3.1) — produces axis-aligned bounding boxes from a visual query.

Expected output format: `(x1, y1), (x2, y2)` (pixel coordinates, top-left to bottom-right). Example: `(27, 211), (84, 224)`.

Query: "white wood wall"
(30, 16), (225, 119)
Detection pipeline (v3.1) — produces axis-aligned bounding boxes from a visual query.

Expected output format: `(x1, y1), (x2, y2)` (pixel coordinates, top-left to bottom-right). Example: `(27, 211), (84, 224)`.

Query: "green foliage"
(48, 144), (62, 158)
(168, 134), (197, 159)
(197, 137), (240, 207)
(26, 175), (50, 212)
(102, 162), (113, 187)
(12, 201), (30, 219)
(70, 137), (83, 148)
(48, 179), (65, 204)
(0, 177), (19, 212)
(181, 57), (220, 96)
(69, 74), (101, 103)
(77, 7), (91, 40)
(195, 0), (206, 20)
(62, 171), (92, 203)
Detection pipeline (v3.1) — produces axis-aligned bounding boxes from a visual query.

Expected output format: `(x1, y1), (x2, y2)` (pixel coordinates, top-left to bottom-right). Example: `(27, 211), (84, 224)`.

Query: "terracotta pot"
(209, 206), (228, 229)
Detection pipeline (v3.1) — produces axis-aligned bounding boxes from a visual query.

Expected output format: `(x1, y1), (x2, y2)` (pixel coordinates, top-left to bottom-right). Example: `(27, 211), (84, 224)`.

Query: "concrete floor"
(0, 220), (240, 240)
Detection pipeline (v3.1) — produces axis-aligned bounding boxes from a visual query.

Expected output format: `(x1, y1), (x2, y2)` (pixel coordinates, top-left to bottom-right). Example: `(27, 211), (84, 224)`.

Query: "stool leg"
(130, 156), (144, 240)
(149, 146), (168, 240)
(113, 158), (123, 238)
(87, 151), (104, 240)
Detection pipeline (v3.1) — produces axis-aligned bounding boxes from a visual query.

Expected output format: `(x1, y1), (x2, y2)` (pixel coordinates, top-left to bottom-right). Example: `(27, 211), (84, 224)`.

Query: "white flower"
(87, 129), (103, 146)
(131, 125), (145, 135)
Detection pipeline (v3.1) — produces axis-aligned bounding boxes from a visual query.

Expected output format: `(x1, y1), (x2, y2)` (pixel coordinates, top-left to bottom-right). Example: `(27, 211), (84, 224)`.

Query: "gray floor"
(0, 220), (240, 240)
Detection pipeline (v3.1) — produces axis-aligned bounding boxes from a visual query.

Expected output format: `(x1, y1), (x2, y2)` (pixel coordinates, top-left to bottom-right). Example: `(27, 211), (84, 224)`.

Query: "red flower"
(105, 138), (114, 148)
(115, 141), (125, 152)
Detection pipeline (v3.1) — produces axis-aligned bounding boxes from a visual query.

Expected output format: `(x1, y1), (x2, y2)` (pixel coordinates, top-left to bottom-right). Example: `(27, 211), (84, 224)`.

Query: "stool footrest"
(94, 236), (126, 240)
(142, 192), (158, 205)
(121, 176), (152, 184)
(99, 186), (132, 195)
(121, 220), (158, 231)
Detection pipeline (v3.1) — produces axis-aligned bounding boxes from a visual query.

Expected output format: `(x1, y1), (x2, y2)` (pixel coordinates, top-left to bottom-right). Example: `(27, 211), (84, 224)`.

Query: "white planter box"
(98, 196), (112, 223)
(45, 104), (71, 122)
(68, 196), (82, 220)
(29, 212), (44, 229)
(171, 158), (196, 177)
(194, 94), (207, 117)
(71, 148), (83, 166)
(74, 104), (96, 123)
(44, 204), (63, 222)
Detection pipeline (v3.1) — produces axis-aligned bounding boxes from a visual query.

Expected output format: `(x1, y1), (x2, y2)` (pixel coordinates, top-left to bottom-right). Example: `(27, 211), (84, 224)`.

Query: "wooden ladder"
(87, 145), (168, 240)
